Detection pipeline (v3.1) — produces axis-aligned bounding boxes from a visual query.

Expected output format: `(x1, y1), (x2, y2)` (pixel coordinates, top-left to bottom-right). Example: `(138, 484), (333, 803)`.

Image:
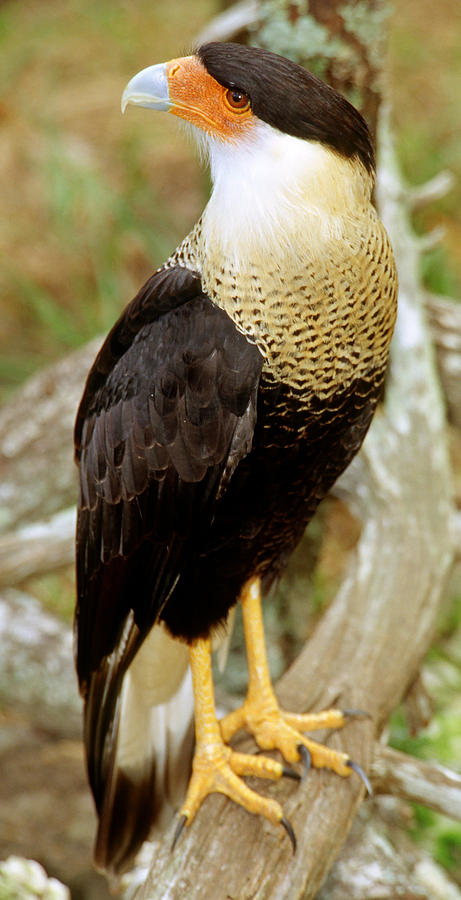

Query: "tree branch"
(0, 339), (99, 535)
(195, 0), (259, 45)
(371, 744), (461, 821)
(318, 802), (461, 900)
(426, 292), (461, 428)
(0, 588), (81, 737)
(0, 508), (75, 589)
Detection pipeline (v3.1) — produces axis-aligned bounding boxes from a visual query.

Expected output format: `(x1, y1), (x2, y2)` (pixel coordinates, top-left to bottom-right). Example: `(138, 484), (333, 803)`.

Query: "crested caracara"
(74, 41), (398, 874)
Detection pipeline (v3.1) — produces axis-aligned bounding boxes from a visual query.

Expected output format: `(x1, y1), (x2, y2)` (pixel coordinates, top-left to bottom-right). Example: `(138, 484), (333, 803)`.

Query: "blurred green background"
(0, 0), (460, 400)
(0, 0), (460, 892)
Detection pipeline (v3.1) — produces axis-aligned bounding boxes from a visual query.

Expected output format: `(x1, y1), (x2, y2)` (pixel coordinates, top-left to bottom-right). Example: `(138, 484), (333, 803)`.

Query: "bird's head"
(122, 42), (375, 257)
(122, 42), (373, 170)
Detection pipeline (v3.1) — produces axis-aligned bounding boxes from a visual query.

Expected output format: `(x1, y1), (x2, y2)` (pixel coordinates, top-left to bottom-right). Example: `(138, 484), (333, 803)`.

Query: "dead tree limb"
(426, 292), (461, 428)
(371, 744), (461, 821)
(0, 508), (75, 589)
(317, 802), (461, 900)
(0, 339), (99, 534)
(0, 588), (81, 737)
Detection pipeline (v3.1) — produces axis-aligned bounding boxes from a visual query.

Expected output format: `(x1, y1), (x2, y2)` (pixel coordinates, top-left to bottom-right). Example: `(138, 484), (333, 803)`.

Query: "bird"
(74, 41), (398, 875)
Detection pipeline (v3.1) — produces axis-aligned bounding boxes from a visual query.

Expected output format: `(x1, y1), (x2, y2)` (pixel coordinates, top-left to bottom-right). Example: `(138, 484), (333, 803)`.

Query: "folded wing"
(74, 265), (263, 871)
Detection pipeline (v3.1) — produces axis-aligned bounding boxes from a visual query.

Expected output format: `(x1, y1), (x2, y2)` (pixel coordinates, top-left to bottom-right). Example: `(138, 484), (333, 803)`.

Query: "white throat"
(199, 123), (370, 263)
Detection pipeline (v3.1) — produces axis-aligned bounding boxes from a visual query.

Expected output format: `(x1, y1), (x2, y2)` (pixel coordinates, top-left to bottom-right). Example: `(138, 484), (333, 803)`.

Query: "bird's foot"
(176, 635), (298, 851)
(220, 699), (372, 791)
(229, 576), (371, 791)
(173, 738), (296, 850)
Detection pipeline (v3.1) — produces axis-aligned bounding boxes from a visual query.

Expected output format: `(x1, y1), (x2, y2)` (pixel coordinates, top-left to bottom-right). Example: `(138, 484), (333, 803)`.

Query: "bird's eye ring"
(224, 88), (251, 114)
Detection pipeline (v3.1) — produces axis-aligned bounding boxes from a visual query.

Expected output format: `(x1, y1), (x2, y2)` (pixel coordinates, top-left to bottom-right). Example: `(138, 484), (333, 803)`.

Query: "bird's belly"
(160, 369), (381, 642)
(228, 369), (380, 565)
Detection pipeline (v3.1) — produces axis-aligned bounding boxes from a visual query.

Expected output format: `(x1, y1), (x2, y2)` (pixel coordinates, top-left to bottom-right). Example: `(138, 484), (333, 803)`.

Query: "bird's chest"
(202, 248), (392, 403)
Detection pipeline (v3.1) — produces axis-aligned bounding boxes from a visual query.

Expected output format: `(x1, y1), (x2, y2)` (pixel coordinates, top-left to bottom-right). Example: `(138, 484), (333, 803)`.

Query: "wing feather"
(74, 265), (262, 871)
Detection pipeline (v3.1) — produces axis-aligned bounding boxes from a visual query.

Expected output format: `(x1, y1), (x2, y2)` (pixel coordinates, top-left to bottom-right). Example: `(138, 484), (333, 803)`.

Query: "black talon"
(171, 814), (188, 851)
(341, 708), (372, 720)
(281, 816), (297, 854)
(346, 759), (373, 797)
(282, 765), (302, 781)
(298, 744), (311, 779)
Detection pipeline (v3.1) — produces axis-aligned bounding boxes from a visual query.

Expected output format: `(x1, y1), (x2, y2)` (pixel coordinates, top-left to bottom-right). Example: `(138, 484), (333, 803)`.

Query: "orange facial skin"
(166, 56), (257, 142)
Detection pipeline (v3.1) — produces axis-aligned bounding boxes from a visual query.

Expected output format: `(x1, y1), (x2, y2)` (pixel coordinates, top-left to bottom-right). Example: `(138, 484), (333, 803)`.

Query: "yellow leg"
(175, 579), (370, 849)
(176, 635), (295, 845)
(220, 577), (367, 779)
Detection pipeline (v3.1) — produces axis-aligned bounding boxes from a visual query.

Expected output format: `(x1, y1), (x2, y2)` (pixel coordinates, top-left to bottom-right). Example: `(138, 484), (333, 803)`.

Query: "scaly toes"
(231, 751), (283, 780)
(297, 737), (372, 795)
(229, 706), (371, 792)
(175, 746), (294, 842)
(281, 706), (370, 732)
(281, 708), (347, 732)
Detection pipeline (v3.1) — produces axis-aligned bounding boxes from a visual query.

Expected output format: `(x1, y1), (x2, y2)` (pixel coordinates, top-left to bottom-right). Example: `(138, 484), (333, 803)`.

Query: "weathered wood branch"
(405, 170), (456, 210)
(0, 588), (81, 737)
(318, 802), (461, 900)
(0, 508), (75, 589)
(0, 338), (99, 535)
(426, 292), (461, 428)
(6, 575), (461, 825)
(196, 0), (259, 44)
(130, 751), (461, 900)
(371, 744), (461, 821)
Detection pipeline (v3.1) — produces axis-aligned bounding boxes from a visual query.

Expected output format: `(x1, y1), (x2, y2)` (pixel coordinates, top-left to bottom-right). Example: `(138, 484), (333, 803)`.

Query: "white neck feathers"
(199, 124), (372, 263)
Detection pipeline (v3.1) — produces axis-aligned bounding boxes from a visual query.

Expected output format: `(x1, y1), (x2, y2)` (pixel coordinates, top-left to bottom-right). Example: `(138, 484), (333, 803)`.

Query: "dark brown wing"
(74, 265), (263, 823)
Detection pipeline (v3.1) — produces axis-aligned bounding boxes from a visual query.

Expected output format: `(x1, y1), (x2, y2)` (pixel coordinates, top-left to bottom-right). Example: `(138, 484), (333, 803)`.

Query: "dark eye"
(224, 88), (251, 113)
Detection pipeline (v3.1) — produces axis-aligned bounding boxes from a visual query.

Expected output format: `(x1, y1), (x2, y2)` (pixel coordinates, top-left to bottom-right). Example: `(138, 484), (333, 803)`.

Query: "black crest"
(198, 42), (374, 173)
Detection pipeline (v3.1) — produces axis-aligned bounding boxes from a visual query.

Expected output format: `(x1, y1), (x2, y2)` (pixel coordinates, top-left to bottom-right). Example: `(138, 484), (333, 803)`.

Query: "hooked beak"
(120, 54), (254, 145)
(121, 62), (171, 114)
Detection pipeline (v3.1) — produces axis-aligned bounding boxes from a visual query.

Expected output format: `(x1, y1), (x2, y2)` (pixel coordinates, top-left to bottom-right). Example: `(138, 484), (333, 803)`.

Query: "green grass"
(0, 130), (178, 396)
(0, 0), (215, 400)
(409, 806), (461, 880)
(389, 0), (461, 298)
(0, 0), (459, 401)
(25, 569), (76, 624)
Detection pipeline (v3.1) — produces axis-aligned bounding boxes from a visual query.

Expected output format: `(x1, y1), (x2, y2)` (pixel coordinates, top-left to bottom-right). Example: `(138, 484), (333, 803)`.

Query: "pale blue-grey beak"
(121, 62), (171, 114)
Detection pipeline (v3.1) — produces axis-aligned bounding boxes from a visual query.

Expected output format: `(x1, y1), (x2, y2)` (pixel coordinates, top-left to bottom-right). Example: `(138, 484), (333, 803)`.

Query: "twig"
(405, 171), (456, 211)
(0, 508), (75, 589)
(195, 0), (259, 45)
(371, 744), (461, 821)
(0, 588), (81, 737)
